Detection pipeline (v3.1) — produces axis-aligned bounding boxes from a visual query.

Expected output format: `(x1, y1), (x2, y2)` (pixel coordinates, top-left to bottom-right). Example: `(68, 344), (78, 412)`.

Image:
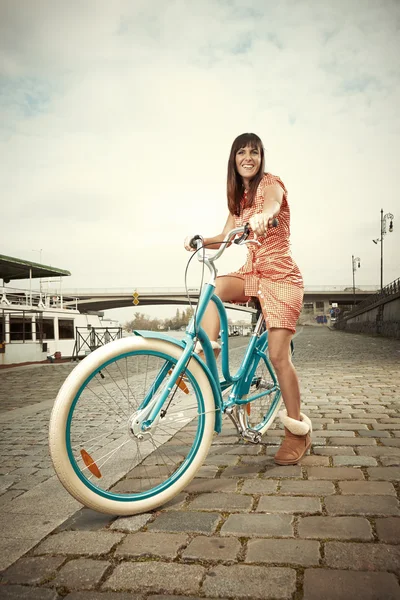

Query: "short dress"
(226, 173), (304, 333)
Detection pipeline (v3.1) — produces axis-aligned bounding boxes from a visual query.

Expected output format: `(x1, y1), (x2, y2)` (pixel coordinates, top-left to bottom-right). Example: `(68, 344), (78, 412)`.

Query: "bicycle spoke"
(67, 349), (206, 499)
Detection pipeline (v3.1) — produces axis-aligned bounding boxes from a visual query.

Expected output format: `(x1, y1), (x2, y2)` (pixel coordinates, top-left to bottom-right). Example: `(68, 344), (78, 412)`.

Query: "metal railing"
(337, 276), (400, 321)
(72, 326), (123, 361)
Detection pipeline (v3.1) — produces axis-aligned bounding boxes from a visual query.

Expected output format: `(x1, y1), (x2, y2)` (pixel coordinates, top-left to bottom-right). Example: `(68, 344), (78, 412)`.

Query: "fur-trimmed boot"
(274, 410), (312, 465)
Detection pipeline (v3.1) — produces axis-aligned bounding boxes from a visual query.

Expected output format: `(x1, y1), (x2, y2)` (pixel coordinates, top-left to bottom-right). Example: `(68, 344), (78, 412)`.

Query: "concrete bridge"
(61, 285), (379, 313)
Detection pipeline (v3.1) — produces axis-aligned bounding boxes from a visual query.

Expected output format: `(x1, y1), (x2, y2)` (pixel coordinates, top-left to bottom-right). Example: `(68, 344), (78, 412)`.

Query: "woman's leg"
(268, 327), (311, 465)
(201, 276), (249, 342)
(267, 328), (301, 420)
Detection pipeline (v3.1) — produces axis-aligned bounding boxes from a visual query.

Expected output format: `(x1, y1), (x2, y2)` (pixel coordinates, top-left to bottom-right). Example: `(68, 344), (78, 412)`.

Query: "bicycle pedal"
(241, 428), (262, 444)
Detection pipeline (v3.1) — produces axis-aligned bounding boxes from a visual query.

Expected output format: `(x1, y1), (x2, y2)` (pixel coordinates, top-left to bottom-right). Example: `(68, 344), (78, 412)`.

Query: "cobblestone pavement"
(0, 327), (399, 599)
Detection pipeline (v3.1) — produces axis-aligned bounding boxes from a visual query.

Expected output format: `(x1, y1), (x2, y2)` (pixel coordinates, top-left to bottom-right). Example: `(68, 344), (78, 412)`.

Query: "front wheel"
(49, 337), (216, 515)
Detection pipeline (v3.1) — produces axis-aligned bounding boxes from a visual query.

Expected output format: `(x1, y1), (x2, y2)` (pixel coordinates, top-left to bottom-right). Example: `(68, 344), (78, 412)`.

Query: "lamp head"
(389, 220), (393, 232)
(372, 239), (378, 244)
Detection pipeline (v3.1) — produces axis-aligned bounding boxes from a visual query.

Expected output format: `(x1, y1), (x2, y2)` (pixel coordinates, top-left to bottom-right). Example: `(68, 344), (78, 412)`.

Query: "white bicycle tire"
(49, 336), (216, 515)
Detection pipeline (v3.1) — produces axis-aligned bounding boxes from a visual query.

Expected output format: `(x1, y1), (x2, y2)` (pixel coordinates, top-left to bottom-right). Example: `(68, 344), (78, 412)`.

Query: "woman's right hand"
(184, 236), (196, 251)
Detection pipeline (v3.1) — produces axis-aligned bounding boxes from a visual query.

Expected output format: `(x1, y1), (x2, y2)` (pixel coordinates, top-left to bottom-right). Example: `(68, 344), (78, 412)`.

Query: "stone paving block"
(279, 480), (336, 496)
(220, 513), (293, 537)
(148, 511), (221, 533)
(239, 454), (274, 465)
(202, 565), (296, 599)
(1, 477), (81, 517)
(64, 593), (141, 600)
(57, 508), (117, 531)
(51, 558), (111, 590)
(110, 513), (153, 532)
(367, 467), (400, 481)
(340, 419), (378, 424)
(313, 446), (356, 456)
(313, 430), (356, 437)
(159, 493), (187, 511)
(257, 496), (321, 514)
(358, 446), (400, 456)
(0, 586), (60, 599)
(374, 423), (400, 430)
(332, 455), (377, 466)
(103, 562), (205, 595)
(0, 511), (66, 541)
(363, 413), (391, 419)
(381, 456), (400, 466)
(147, 596), (230, 600)
(212, 436), (240, 445)
(0, 537), (41, 571)
(33, 531), (124, 556)
(303, 568), (400, 600)
(262, 466), (302, 478)
(325, 495), (399, 516)
(327, 423), (369, 430)
(375, 518), (400, 543)
(219, 464), (260, 478)
(245, 538), (320, 566)
(240, 479), (278, 494)
(382, 439), (400, 447)
(193, 465), (219, 477)
(358, 430), (391, 437)
(0, 489), (23, 508)
(183, 478), (238, 493)
(325, 541), (400, 572)
(299, 455), (330, 466)
(298, 516), (373, 540)
(188, 492), (253, 512)
(339, 481), (397, 495)
(114, 532), (187, 559)
(182, 535), (241, 561)
(306, 467), (364, 480)
(203, 454), (240, 466)
(328, 437), (377, 446)
(1, 555), (66, 585)
(210, 444), (261, 455)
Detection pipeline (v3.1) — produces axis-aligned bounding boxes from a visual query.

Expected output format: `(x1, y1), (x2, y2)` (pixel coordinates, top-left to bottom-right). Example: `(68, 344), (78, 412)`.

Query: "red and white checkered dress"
(227, 173), (304, 333)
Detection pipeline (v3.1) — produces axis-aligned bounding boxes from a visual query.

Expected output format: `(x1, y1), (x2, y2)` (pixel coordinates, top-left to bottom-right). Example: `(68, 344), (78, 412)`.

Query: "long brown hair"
(227, 133), (265, 216)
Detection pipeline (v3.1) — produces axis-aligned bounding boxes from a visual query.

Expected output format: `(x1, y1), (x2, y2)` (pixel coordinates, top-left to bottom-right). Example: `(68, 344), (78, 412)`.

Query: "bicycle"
(49, 224), (286, 515)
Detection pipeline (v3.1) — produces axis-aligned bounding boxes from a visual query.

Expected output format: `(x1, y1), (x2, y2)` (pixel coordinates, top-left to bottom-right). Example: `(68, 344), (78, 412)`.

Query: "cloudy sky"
(1, 0), (399, 321)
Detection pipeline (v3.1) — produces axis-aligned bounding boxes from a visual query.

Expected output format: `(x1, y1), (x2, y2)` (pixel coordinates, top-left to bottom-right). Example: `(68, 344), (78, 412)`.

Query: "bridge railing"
(338, 277), (400, 321)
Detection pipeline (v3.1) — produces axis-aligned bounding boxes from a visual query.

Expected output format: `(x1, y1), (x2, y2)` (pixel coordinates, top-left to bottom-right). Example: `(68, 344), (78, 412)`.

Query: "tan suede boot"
(274, 410), (312, 465)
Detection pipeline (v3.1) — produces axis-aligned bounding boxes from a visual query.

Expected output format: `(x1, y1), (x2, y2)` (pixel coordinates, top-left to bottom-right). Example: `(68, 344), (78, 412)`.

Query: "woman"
(184, 133), (311, 465)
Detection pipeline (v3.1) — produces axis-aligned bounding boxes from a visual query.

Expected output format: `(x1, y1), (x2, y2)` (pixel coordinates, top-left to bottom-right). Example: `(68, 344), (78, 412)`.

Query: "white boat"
(0, 254), (120, 366)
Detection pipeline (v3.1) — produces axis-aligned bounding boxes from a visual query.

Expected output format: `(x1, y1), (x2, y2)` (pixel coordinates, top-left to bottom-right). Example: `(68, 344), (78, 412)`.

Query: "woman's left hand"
(249, 213), (275, 238)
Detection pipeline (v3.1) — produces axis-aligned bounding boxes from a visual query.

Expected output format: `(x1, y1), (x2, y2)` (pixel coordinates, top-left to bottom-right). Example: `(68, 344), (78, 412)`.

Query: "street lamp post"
(372, 210), (394, 290)
(352, 255), (361, 305)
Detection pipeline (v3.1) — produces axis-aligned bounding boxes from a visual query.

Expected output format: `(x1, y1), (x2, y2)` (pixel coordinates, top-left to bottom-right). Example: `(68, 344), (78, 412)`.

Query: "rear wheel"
(49, 337), (215, 515)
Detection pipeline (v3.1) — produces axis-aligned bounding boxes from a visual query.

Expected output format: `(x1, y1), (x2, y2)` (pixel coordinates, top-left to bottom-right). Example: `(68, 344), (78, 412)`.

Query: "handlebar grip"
(189, 235), (202, 250)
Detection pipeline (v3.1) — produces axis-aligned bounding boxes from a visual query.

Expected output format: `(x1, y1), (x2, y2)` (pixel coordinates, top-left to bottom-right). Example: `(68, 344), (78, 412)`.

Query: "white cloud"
(1, 0), (399, 317)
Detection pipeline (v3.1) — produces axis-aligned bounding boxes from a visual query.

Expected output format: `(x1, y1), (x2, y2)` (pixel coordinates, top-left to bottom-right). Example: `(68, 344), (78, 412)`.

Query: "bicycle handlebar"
(189, 217), (279, 261)
(188, 218), (279, 284)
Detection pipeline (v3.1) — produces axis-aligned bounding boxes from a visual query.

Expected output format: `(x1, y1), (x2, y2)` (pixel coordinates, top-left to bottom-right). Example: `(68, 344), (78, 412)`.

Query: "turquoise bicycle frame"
(134, 281), (279, 435)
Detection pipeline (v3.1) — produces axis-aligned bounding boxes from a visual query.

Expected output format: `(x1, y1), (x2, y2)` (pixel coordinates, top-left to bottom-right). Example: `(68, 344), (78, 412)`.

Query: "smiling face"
(235, 144), (262, 185)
